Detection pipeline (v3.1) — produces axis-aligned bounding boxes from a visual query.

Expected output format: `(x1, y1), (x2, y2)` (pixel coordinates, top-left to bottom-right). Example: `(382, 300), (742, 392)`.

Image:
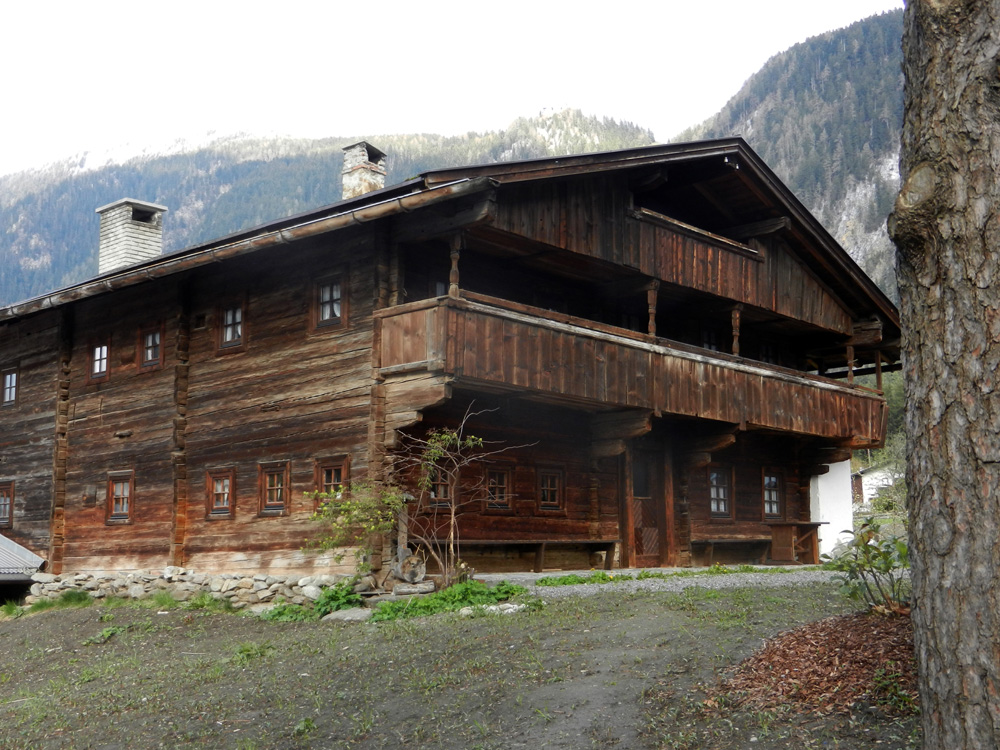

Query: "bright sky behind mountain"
(1, 0), (903, 177)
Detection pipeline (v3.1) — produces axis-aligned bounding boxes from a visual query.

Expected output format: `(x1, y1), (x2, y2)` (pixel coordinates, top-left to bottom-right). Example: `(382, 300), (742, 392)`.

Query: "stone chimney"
(341, 141), (387, 200)
(96, 198), (168, 275)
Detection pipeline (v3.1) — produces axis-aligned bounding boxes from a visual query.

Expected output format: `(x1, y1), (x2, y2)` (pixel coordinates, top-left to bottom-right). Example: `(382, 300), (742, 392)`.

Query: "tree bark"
(889, 2), (1000, 747)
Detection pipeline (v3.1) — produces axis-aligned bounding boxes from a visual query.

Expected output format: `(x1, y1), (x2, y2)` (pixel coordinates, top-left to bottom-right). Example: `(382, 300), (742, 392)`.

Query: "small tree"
(309, 480), (406, 574)
(396, 407), (532, 588)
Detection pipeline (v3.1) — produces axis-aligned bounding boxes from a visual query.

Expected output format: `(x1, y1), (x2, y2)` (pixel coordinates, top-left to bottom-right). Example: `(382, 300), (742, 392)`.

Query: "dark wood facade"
(0, 140), (900, 574)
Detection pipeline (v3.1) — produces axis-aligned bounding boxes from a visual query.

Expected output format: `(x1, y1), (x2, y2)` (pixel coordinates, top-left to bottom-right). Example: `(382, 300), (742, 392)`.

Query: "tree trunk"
(889, 2), (1000, 747)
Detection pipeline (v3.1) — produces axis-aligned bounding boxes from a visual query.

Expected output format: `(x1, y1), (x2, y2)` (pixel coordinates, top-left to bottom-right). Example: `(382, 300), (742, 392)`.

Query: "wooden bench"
(424, 539), (620, 573)
(691, 537), (772, 566)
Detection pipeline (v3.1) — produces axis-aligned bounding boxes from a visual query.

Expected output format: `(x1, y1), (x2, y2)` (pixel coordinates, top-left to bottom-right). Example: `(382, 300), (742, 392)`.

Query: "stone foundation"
(28, 567), (353, 610)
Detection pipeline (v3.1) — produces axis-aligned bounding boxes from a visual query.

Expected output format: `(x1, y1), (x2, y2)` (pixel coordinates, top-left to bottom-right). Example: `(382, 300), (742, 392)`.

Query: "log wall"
(54, 237), (378, 575)
(0, 310), (61, 557)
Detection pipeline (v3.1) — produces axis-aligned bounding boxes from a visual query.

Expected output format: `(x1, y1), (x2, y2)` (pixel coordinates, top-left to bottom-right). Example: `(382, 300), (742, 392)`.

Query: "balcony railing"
(375, 293), (886, 447)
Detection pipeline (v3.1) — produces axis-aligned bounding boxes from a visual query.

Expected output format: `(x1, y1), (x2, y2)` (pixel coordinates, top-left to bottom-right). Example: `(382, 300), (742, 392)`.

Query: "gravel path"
(477, 566), (841, 599)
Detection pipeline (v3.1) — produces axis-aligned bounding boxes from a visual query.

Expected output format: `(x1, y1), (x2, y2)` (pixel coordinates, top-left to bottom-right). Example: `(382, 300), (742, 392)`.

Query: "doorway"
(624, 439), (675, 568)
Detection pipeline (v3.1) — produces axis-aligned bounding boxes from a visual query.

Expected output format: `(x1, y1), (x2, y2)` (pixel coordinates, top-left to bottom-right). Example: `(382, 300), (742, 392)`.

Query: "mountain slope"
(0, 111), (654, 307)
(679, 9), (903, 299)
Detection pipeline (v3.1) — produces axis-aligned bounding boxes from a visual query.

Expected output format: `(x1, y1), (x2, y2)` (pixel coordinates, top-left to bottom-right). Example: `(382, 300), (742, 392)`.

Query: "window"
(0, 482), (12, 528)
(206, 469), (236, 519)
(139, 324), (164, 369)
(708, 464), (732, 518)
(425, 468), (451, 509)
(314, 457), (349, 507)
(2, 367), (17, 406)
(486, 468), (512, 511)
(538, 469), (564, 512)
(87, 341), (111, 383)
(259, 462), (289, 515)
(218, 303), (245, 351)
(763, 469), (783, 518)
(107, 471), (134, 523)
(312, 275), (348, 330)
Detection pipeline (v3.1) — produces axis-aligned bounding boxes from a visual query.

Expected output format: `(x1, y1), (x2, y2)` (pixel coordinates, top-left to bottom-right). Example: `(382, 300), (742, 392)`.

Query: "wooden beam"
(725, 216), (790, 240)
(848, 318), (883, 347)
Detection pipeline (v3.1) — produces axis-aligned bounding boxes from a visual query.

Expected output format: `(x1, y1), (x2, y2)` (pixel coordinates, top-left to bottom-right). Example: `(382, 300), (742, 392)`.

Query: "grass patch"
(535, 564), (789, 588)
(1, 601), (23, 618)
(185, 592), (234, 613)
(260, 600), (319, 622)
(231, 641), (274, 666)
(371, 581), (527, 622)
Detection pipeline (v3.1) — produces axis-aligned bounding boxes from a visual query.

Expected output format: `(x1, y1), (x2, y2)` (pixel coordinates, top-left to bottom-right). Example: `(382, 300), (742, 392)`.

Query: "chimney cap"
(342, 141), (387, 162)
(95, 198), (168, 216)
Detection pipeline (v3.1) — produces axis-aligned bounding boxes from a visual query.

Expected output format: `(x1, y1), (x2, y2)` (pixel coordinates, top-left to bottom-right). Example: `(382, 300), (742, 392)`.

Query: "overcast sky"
(1, 0), (903, 177)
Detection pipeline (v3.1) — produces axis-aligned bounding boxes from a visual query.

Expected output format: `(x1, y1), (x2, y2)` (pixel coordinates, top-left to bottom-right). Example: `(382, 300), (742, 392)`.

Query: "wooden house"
(0, 139), (899, 577)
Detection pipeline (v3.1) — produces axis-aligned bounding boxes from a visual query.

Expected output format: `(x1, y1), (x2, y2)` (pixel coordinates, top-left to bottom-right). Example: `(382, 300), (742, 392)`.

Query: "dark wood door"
(630, 448), (663, 568)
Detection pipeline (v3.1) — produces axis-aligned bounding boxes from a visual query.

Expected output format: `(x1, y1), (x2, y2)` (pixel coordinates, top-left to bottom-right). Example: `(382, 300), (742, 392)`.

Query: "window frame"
(217, 301), (247, 353)
(422, 466), (452, 511)
(536, 467), (565, 514)
(762, 467), (784, 520)
(258, 461), (290, 516)
(1, 366), (18, 407)
(206, 468), (236, 520)
(88, 339), (111, 383)
(484, 466), (514, 514)
(0, 481), (13, 529)
(138, 322), (165, 370)
(311, 272), (349, 332)
(106, 470), (135, 525)
(708, 463), (734, 520)
(314, 456), (350, 509)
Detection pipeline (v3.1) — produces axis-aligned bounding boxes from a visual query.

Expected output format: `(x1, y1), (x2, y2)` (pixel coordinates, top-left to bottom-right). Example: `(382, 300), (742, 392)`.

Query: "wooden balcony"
(375, 293), (887, 447)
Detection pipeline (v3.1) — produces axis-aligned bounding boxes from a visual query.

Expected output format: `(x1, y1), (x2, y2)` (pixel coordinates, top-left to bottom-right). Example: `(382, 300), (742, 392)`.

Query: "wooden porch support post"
(875, 352), (883, 392)
(448, 235), (462, 299)
(731, 304), (743, 356)
(647, 281), (659, 337)
(846, 344), (855, 385)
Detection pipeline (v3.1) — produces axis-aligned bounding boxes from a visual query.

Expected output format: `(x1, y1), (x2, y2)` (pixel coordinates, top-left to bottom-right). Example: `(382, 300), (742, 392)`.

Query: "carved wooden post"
(731, 304), (743, 356)
(449, 235), (462, 299)
(647, 281), (659, 336)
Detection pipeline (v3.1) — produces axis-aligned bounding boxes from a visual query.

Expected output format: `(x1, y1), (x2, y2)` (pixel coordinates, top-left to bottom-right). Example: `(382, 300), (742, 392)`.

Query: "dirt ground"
(0, 577), (919, 749)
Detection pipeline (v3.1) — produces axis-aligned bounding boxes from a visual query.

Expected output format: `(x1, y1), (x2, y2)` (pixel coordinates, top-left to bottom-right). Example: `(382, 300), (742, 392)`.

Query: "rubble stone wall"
(28, 567), (351, 609)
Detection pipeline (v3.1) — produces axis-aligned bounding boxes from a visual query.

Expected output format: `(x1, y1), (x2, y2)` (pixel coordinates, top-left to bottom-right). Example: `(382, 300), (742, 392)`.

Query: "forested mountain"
(1, 11), (904, 308)
(681, 9), (903, 299)
(0, 111), (654, 307)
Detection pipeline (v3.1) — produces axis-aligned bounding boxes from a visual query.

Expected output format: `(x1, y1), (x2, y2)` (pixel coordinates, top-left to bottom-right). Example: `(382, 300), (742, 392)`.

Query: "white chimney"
(96, 198), (168, 274)
(341, 142), (387, 200)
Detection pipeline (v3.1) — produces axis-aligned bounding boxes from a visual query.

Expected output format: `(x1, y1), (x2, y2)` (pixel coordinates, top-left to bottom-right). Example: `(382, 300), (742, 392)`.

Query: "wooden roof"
(0, 138), (899, 351)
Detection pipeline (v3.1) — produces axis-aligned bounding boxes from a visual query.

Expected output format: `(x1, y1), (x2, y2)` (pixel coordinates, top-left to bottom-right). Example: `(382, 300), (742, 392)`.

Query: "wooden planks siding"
(378, 297), (885, 446)
(490, 179), (852, 335)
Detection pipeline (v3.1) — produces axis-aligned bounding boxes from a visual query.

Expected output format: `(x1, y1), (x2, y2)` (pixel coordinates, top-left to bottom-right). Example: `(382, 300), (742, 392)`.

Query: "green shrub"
(822, 517), (910, 611)
(313, 581), (362, 616)
(260, 601), (318, 622)
(371, 580), (527, 622)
